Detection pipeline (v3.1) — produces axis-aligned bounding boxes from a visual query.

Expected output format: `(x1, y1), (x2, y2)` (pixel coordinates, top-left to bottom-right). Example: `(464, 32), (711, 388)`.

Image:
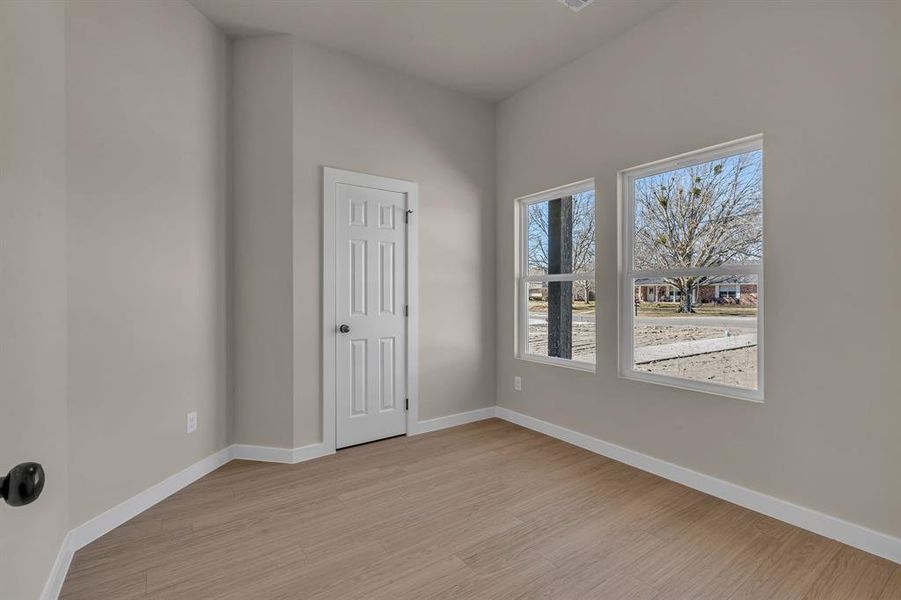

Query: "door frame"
(322, 167), (419, 452)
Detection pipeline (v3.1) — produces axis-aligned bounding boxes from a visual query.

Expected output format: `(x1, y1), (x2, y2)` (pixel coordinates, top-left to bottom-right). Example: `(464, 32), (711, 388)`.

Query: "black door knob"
(338, 324), (350, 333)
(1, 462), (45, 507)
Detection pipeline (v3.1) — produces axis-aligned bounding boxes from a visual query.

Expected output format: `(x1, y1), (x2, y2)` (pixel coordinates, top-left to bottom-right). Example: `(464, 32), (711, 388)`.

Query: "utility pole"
(547, 195), (573, 359)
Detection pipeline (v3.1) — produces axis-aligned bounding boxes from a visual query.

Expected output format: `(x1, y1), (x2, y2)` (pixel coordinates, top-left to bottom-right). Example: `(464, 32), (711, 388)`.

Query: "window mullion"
(522, 272), (594, 283)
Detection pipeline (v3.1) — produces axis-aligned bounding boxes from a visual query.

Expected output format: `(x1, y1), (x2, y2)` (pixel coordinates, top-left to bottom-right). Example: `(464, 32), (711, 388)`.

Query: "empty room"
(2, 0), (899, 598)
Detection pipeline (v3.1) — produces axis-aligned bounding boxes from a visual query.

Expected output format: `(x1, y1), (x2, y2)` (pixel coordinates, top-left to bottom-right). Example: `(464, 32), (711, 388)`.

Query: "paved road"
(634, 333), (757, 364)
(529, 313), (756, 329)
(636, 316), (756, 329)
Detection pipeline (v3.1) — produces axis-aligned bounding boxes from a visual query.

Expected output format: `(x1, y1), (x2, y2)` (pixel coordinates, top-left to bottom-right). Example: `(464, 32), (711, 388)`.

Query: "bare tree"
(633, 151), (762, 312)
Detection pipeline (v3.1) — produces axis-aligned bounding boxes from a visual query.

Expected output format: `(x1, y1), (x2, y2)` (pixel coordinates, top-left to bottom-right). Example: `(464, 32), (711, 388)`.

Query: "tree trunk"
(547, 196), (573, 358)
(677, 279), (696, 313)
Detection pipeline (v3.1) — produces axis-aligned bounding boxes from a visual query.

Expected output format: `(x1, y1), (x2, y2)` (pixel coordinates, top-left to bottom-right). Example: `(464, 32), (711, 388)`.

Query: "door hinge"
(404, 209), (413, 224)
(404, 304), (409, 317)
(405, 398), (409, 411)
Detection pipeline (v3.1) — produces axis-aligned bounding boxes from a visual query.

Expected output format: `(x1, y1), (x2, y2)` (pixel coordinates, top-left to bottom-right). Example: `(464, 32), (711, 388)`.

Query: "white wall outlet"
(186, 411), (198, 434)
(514, 376), (522, 391)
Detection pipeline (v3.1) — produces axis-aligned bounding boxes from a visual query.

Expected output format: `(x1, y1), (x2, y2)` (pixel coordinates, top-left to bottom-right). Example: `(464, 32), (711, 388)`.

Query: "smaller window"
(517, 180), (596, 370)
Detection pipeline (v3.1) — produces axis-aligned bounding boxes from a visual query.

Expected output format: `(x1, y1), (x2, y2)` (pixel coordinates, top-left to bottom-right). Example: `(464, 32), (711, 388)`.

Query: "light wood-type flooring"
(61, 419), (900, 599)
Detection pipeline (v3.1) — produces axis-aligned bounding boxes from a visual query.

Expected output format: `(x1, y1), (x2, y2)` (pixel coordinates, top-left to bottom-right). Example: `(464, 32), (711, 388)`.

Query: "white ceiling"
(188, 0), (674, 101)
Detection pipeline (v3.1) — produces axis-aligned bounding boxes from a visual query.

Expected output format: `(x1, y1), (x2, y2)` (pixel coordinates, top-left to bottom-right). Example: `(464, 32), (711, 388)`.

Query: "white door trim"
(322, 167), (418, 451)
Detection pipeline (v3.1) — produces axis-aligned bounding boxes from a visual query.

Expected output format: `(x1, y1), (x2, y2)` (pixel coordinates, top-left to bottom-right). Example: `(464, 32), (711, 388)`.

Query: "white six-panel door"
(334, 180), (408, 448)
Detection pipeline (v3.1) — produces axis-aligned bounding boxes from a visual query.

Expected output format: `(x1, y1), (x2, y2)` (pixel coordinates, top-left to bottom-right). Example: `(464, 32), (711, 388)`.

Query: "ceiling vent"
(558, 0), (595, 13)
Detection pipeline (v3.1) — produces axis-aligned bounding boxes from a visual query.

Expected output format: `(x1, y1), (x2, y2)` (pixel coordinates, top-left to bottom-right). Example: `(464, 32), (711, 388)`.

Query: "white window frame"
(618, 135), (764, 402)
(516, 178), (596, 372)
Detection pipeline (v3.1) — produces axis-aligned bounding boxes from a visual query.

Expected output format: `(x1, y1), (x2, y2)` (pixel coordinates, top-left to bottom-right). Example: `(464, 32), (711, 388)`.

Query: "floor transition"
(61, 419), (900, 599)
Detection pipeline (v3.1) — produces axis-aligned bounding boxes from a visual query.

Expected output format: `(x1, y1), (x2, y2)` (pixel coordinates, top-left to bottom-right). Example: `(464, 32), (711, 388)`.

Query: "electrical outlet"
(186, 411), (197, 434)
(514, 376), (522, 391)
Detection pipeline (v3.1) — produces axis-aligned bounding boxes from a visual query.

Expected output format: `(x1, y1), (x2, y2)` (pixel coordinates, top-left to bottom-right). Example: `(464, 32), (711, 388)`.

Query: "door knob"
(338, 324), (350, 333)
(1, 462), (45, 507)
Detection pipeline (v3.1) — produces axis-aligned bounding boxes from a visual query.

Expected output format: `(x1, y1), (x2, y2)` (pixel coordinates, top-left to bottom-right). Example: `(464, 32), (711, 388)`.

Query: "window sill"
(619, 368), (764, 403)
(516, 353), (596, 373)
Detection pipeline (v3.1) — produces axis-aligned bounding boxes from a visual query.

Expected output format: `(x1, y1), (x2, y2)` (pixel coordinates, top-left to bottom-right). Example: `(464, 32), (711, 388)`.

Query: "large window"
(620, 136), (763, 400)
(517, 179), (596, 371)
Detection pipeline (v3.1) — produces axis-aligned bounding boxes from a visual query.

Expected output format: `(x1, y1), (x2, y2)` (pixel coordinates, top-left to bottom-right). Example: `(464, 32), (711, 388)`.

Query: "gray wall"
(291, 39), (497, 442)
(67, 0), (230, 526)
(496, 0), (901, 537)
(230, 36), (295, 447)
(230, 37), (497, 448)
(0, 3), (69, 598)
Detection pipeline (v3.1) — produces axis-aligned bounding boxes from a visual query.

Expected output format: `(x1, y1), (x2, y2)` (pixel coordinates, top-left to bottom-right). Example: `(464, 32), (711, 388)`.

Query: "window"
(620, 136), (763, 401)
(717, 284), (739, 299)
(517, 179), (596, 371)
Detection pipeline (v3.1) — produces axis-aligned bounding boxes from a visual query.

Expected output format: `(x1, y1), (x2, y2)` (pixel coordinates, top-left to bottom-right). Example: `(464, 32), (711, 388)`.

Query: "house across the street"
(634, 278), (758, 306)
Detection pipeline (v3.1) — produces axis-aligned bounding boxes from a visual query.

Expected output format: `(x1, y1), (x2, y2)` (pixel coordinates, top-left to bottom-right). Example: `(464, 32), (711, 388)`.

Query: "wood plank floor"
(61, 419), (900, 599)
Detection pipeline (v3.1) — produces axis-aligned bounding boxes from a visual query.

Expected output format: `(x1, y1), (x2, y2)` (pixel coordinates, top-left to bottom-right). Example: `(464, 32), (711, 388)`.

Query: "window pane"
(633, 150), (762, 270)
(632, 275), (758, 390)
(527, 190), (595, 275)
(527, 280), (595, 364)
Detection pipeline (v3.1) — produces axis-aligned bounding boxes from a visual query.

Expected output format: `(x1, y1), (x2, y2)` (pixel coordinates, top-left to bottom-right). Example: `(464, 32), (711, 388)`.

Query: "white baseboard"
(495, 406), (900, 565)
(232, 408), (500, 460)
(67, 442), (330, 542)
(43, 445), (235, 599)
(45, 415), (488, 597)
(43, 440), (335, 598)
(40, 530), (75, 600)
(69, 445), (235, 552)
(233, 443), (292, 463)
(292, 442), (334, 463)
(233, 442), (333, 464)
(413, 406), (497, 434)
(41, 405), (898, 599)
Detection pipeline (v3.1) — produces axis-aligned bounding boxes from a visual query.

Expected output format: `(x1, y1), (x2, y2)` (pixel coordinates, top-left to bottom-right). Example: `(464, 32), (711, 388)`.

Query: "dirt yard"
(527, 321), (757, 388)
(632, 324), (757, 389)
(527, 321), (597, 363)
(635, 346), (757, 390)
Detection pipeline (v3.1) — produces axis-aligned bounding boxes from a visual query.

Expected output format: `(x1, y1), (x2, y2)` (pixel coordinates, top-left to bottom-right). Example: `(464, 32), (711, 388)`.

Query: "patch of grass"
(636, 302), (757, 317)
(528, 300), (596, 314)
